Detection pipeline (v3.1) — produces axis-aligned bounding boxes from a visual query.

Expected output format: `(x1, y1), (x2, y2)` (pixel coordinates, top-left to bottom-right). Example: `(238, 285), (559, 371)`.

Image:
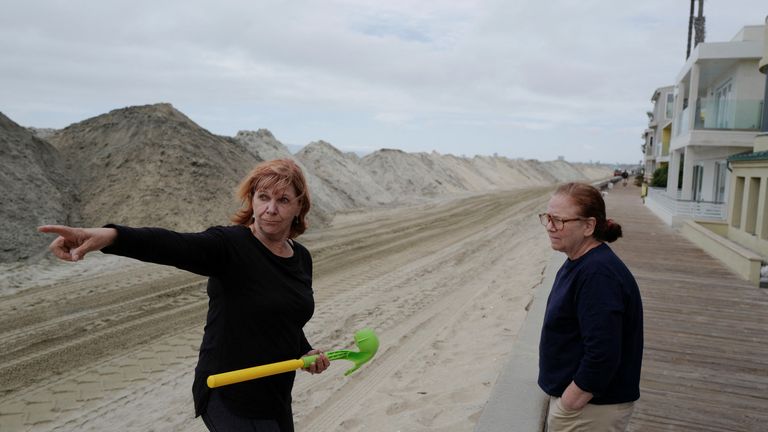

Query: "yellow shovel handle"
(207, 359), (306, 388)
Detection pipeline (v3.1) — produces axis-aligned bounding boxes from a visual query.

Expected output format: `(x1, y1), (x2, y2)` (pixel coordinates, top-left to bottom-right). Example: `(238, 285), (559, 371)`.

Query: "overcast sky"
(1, 1), (766, 163)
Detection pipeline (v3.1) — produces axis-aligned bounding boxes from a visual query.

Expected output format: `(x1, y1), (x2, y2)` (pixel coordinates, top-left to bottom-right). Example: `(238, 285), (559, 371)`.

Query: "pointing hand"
(37, 225), (117, 262)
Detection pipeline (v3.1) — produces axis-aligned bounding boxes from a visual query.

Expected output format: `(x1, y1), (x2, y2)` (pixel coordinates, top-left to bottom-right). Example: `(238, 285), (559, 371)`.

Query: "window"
(732, 176), (744, 228)
(692, 165), (704, 202)
(746, 177), (760, 234)
(762, 179), (768, 239)
(714, 80), (733, 129)
(665, 93), (674, 119)
(713, 161), (727, 203)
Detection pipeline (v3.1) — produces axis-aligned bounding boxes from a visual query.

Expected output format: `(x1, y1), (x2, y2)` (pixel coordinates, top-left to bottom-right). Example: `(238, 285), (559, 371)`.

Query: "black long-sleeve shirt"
(538, 243), (643, 405)
(102, 224), (314, 431)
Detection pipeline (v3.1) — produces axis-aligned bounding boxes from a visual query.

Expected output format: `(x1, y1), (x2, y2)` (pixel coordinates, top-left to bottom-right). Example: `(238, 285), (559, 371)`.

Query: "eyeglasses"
(538, 213), (588, 231)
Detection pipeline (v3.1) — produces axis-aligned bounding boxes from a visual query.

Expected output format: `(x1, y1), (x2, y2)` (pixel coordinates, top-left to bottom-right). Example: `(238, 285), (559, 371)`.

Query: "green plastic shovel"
(207, 328), (379, 388)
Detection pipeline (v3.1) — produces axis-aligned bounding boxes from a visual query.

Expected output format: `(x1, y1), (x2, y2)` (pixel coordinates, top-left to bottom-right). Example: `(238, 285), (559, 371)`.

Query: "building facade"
(646, 25), (766, 226)
(650, 21), (768, 286)
(642, 86), (674, 183)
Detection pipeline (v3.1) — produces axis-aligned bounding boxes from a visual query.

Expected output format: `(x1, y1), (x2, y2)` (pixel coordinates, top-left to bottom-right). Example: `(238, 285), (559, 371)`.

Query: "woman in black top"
(39, 159), (330, 432)
(537, 182), (643, 432)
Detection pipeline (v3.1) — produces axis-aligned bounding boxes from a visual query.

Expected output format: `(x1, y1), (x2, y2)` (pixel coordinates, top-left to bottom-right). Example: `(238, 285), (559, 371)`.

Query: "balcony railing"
(673, 98), (764, 137)
(674, 108), (690, 137)
(647, 187), (727, 220)
(695, 98), (764, 130)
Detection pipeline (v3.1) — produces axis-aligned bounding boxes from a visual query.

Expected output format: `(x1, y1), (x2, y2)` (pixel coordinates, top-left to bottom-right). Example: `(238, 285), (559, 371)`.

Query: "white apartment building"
(646, 25), (766, 226)
(642, 86), (674, 182)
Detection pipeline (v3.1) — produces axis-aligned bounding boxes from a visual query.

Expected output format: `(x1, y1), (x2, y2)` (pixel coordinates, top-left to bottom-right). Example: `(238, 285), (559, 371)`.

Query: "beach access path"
(477, 183), (768, 431)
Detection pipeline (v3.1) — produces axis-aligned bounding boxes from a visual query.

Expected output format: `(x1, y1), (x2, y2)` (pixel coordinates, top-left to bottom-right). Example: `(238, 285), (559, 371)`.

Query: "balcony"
(675, 98), (764, 137)
(696, 98), (764, 130)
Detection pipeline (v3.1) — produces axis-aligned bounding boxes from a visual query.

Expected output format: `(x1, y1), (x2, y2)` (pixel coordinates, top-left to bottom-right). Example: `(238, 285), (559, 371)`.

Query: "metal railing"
(647, 187), (727, 220)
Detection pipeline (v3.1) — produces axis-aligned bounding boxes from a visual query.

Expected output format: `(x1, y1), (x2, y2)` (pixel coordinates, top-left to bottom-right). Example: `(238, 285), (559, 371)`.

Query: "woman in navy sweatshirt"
(537, 182), (643, 432)
(39, 159), (330, 432)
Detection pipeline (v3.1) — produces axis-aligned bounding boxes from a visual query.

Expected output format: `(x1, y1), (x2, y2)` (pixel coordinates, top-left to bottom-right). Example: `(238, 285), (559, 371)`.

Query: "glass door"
(714, 81), (733, 129)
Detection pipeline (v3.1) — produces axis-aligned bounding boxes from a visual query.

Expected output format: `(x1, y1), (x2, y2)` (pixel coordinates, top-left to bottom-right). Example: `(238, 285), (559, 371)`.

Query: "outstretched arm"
(37, 225), (117, 262)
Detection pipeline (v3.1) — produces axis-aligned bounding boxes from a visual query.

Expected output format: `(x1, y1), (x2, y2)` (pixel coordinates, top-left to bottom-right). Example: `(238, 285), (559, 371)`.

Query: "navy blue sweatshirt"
(102, 225), (314, 431)
(538, 243), (643, 404)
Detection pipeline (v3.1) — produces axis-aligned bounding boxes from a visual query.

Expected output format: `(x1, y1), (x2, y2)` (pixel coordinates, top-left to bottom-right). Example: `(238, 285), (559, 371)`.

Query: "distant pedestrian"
(39, 159), (330, 432)
(621, 170), (629, 187)
(538, 182), (643, 432)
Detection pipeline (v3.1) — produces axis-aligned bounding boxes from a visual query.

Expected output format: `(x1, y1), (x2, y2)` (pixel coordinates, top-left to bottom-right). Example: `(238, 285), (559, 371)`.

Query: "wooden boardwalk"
(603, 184), (768, 431)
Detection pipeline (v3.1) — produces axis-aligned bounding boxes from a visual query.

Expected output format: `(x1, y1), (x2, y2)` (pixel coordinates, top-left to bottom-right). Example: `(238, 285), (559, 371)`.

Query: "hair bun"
(602, 218), (623, 242)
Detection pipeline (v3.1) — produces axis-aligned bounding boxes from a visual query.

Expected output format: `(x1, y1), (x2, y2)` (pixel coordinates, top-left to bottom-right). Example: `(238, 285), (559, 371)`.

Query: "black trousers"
(202, 391), (282, 432)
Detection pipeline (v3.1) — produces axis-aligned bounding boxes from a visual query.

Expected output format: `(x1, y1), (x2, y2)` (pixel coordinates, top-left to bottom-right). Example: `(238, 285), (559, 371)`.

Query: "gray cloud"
(1, 0), (765, 163)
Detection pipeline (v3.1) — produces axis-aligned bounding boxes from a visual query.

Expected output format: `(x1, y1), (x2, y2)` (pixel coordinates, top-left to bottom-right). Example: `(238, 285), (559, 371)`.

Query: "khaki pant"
(546, 396), (634, 432)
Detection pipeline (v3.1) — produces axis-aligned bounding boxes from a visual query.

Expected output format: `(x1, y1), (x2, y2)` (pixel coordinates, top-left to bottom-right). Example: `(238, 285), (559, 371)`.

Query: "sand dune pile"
(298, 141), (394, 208)
(45, 104), (261, 233)
(358, 150), (582, 197)
(0, 113), (78, 261)
(1, 103), (610, 264)
(361, 149), (470, 196)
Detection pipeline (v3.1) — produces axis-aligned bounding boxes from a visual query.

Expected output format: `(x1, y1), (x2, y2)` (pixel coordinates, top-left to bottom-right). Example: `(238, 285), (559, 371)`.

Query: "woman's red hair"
(232, 159), (311, 238)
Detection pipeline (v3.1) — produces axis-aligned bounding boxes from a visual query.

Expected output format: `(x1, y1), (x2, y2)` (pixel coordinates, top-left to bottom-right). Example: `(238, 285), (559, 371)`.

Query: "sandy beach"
(0, 186), (555, 431)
